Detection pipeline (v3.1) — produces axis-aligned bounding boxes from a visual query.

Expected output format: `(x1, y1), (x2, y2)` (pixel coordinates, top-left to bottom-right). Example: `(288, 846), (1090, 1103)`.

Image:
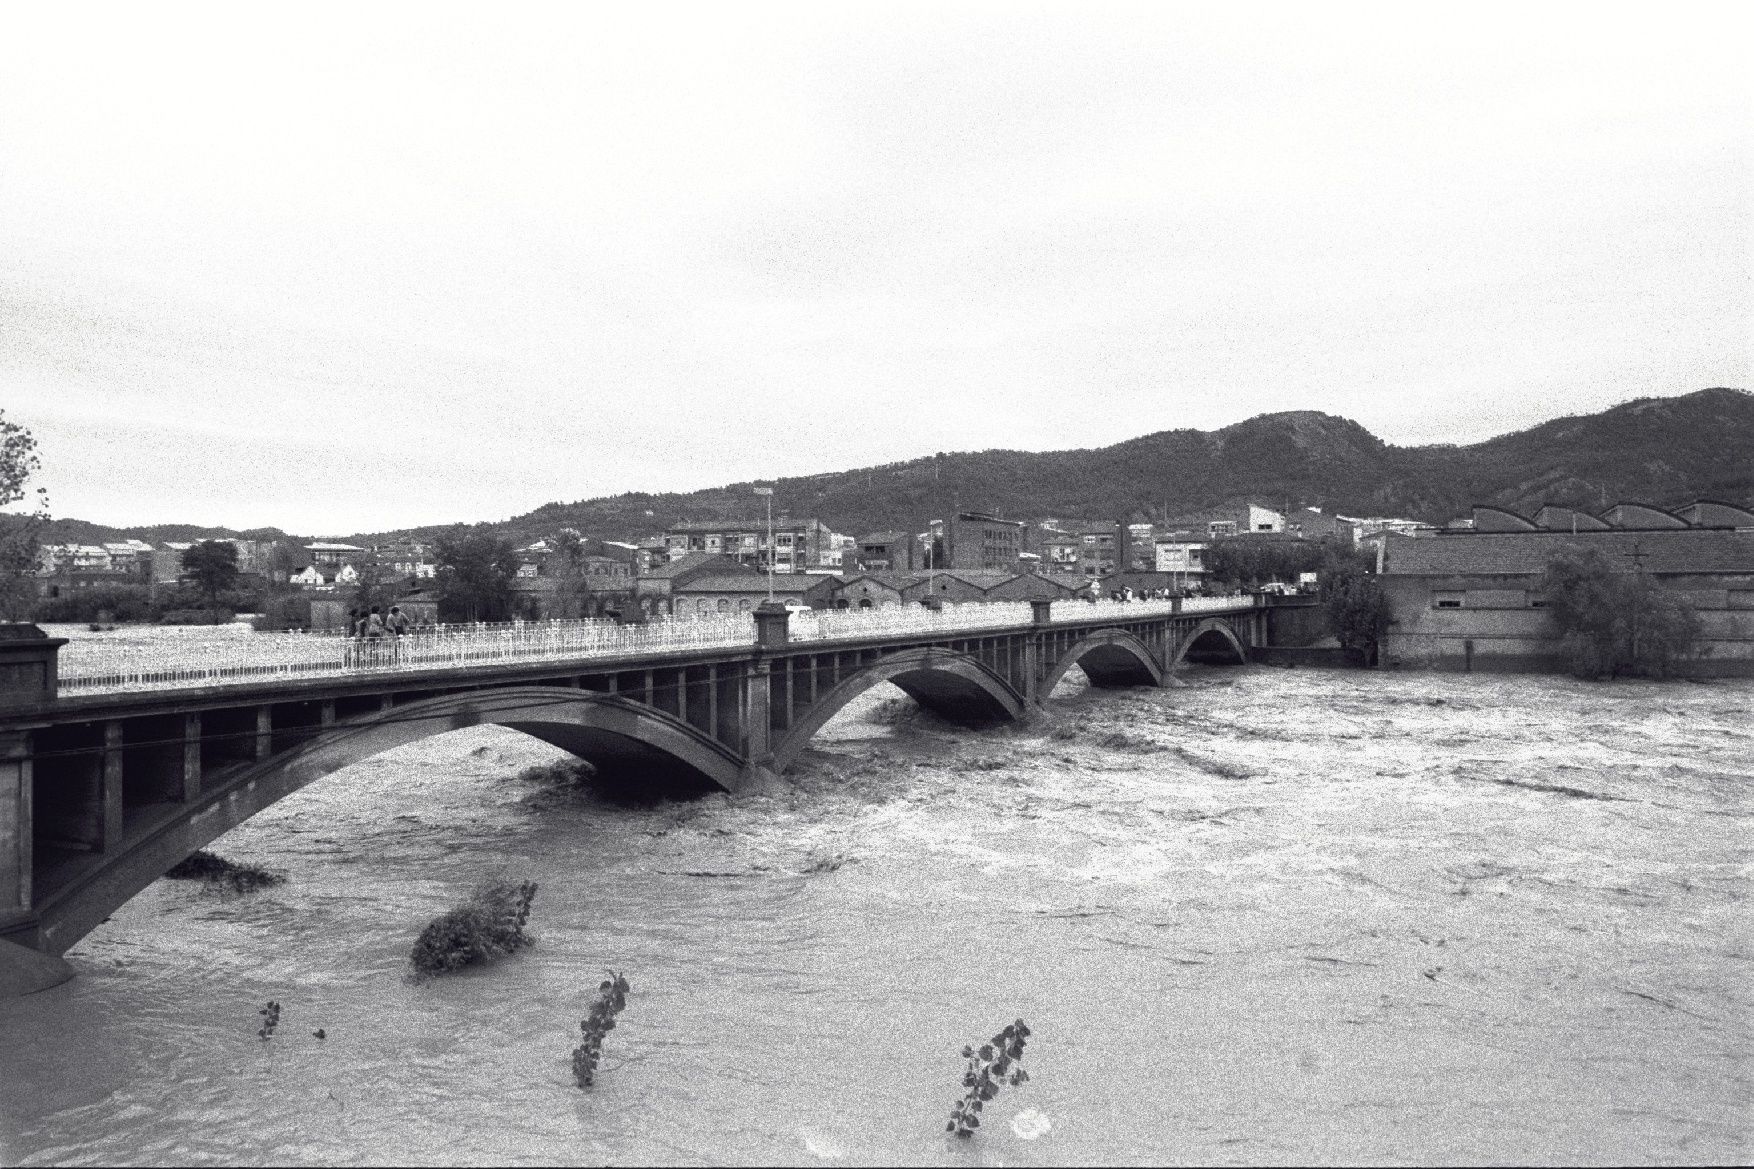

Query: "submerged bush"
(866, 696), (919, 726)
(257, 1000), (281, 1040)
(515, 759), (596, 787)
(1541, 546), (1703, 679)
(409, 880), (538, 977)
(948, 1020), (1031, 1139)
(166, 849), (285, 894)
(1094, 729), (1162, 753)
(571, 971), (631, 1088)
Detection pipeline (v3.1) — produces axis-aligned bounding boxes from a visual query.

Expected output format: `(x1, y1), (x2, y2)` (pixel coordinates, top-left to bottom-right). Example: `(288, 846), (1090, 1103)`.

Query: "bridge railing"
(56, 617), (760, 696)
(1048, 594), (1252, 621)
(52, 597), (1257, 697)
(789, 602), (1035, 642)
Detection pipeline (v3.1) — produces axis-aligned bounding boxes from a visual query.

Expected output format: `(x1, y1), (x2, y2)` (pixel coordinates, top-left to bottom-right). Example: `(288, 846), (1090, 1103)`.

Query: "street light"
(754, 486), (774, 603)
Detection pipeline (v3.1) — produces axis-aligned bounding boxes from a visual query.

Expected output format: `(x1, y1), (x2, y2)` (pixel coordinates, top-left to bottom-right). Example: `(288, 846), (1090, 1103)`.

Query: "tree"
(434, 527), (519, 622)
(1202, 536), (1327, 591)
(549, 528), (590, 619)
(181, 541), (240, 623)
(1540, 545), (1702, 679)
(0, 410), (51, 621)
(264, 540), (307, 589)
(1321, 558), (1393, 666)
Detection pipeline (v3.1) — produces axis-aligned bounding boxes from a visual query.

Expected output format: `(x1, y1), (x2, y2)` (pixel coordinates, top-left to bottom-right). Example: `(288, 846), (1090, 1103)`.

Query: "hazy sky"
(2, 2), (1747, 535)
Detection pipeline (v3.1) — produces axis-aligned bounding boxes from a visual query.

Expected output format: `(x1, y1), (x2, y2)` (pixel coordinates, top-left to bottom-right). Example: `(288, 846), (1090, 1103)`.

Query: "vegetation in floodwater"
(571, 971), (631, 1088)
(165, 849), (285, 894)
(947, 1020), (1031, 1139)
(408, 880), (538, 977)
(257, 1000), (280, 1040)
(1093, 728), (1163, 752)
(1540, 546), (1704, 679)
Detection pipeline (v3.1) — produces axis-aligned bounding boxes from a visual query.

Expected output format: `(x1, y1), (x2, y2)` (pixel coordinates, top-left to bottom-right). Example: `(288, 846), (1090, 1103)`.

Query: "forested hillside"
(50, 388), (1753, 546)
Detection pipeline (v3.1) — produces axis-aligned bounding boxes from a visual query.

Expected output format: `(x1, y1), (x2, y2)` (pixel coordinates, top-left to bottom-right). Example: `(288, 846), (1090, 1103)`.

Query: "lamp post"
(754, 486), (775, 603)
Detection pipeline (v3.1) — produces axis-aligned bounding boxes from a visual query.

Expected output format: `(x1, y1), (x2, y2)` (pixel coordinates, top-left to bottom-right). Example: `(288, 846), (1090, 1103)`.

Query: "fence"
(54, 596), (1255, 696)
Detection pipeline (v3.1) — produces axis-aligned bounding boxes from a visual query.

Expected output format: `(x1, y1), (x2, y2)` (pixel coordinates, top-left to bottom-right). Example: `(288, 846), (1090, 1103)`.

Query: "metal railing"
(54, 596), (1254, 697)
(1050, 594), (1251, 621)
(789, 602), (1036, 642)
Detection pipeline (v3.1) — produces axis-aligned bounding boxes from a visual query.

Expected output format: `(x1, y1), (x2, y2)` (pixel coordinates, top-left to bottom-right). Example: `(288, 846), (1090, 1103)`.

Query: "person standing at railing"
(364, 607), (389, 639)
(388, 606), (410, 636)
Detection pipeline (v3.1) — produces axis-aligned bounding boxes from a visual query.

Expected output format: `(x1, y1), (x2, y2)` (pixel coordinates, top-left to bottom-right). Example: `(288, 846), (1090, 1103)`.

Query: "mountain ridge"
(44, 388), (1753, 547)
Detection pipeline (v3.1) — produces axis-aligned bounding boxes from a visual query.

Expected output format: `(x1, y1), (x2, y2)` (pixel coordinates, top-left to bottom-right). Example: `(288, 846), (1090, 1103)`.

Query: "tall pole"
(753, 485), (775, 604)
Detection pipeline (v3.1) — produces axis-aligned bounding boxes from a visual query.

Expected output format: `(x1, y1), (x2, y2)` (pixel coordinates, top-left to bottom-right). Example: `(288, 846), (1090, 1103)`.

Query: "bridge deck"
(51, 597), (1253, 702)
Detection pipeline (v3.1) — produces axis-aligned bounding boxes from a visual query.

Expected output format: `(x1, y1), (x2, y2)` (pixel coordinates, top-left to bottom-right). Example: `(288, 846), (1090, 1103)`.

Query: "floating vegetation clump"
(571, 971), (631, 1088)
(515, 759), (596, 787)
(866, 696), (919, 726)
(166, 850), (285, 894)
(409, 880), (538, 977)
(947, 1020), (1031, 1139)
(1094, 729), (1163, 753)
(257, 1000), (281, 1040)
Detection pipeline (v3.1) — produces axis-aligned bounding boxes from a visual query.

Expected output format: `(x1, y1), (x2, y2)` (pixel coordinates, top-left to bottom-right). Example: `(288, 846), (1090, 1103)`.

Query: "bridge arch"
(771, 648), (1026, 770)
(36, 687), (745, 955)
(1171, 618), (1250, 668)
(1040, 628), (1164, 694)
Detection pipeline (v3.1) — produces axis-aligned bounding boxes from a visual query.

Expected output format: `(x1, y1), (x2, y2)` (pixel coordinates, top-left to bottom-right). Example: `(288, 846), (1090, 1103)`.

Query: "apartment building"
(664, 519), (846, 573)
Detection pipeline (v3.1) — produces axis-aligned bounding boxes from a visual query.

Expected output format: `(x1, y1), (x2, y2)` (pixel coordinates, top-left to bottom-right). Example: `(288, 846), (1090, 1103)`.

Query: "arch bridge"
(0, 598), (1260, 957)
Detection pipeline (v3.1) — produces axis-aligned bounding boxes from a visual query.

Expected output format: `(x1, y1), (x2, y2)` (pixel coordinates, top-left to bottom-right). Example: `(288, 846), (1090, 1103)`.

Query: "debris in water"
(165, 850), (285, 894)
(257, 1001), (281, 1040)
(1011, 1108), (1052, 1139)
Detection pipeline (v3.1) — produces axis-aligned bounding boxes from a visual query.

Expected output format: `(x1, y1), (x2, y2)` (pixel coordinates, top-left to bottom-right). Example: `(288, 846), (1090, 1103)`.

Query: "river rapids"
(2, 666), (1749, 1165)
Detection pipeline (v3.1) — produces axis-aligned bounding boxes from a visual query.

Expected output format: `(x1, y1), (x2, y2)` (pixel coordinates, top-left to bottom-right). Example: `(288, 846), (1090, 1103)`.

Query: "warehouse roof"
(1383, 528), (1754, 576)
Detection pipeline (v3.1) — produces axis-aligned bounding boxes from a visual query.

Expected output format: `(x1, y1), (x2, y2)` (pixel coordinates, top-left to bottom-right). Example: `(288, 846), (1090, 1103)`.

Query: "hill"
(353, 387), (1754, 544)
(50, 388), (1754, 547)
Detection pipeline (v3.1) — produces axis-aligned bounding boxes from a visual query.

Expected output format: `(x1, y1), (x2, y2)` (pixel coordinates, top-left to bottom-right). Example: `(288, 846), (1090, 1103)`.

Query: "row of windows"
(1432, 591), (1547, 609)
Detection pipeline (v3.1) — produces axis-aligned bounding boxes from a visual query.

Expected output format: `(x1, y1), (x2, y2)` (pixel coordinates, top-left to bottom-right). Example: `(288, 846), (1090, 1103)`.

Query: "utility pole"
(1625, 541), (1649, 664)
(754, 486), (775, 603)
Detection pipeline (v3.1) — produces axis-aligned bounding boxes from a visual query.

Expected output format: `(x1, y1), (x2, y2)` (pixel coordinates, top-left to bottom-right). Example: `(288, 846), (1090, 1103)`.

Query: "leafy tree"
(1540, 545), (1702, 679)
(0, 410), (51, 621)
(264, 540), (307, 588)
(548, 528), (590, 618)
(434, 527), (519, 622)
(1202, 536), (1328, 591)
(181, 541), (240, 622)
(1321, 558), (1393, 665)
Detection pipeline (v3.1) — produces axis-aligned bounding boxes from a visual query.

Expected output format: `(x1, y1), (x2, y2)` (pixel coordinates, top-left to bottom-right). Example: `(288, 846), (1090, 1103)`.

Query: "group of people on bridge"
(1086, 585), (1198, 603)
(347, 605), (426, 640)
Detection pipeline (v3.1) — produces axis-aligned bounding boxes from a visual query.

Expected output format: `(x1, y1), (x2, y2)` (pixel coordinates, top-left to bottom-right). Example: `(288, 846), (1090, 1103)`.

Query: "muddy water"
(1, 668), (1749, 1166)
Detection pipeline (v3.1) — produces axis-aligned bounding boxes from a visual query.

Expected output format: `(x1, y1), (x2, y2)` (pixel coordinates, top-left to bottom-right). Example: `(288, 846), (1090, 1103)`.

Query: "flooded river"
(2, 666), (1749, 1165)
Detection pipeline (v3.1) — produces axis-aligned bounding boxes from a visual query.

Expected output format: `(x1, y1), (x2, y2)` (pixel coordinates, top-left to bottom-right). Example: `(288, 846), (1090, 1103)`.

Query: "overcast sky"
(1, 2), (1747, 536)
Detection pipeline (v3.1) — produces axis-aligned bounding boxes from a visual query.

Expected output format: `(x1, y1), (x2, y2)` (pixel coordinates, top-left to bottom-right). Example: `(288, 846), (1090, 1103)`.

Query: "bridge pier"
(0, 732), (32, 930)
